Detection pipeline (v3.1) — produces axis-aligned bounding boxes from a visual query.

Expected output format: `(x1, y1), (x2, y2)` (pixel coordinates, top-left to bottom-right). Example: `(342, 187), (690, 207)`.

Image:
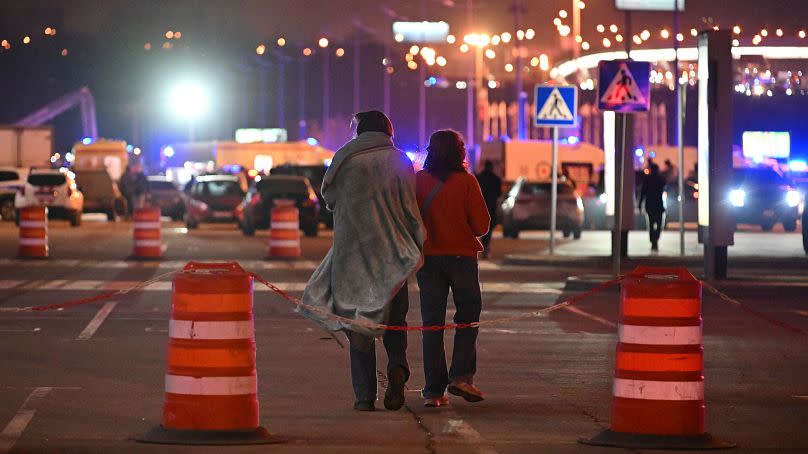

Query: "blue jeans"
(347, 284), (410, 403)
(416, 256), (482, 399)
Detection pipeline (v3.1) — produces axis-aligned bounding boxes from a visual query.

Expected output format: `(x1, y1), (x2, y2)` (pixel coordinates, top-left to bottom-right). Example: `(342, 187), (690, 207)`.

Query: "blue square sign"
(597, 60), (651, 112)
(534, 85), (578, 127)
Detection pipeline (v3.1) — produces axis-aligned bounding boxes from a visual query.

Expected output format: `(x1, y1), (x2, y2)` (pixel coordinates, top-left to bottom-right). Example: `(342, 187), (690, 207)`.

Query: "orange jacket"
(416, 170), (491, 257)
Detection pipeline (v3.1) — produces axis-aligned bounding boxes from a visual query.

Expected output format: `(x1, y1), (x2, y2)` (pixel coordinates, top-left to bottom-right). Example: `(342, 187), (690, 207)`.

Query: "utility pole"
(513, 0), (527, 140)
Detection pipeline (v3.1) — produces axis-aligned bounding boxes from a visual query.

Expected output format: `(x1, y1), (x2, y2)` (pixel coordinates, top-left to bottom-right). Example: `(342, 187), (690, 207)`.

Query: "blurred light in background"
(169, 81), (209, 120)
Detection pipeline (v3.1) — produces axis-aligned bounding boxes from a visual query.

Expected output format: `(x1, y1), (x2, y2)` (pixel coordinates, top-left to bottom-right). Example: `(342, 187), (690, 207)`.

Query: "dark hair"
(423, 130), (467, 181)
(353, 110), (394, 137)
(649, 163), (660, 174)
(483, 160), (494, 171)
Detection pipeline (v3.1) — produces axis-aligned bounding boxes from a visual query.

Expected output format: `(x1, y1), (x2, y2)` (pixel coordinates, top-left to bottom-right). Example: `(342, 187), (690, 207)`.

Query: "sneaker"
(384, 367), (406, 410)
(447, 381), (485, 402)
(353, 400), (375, 412)
(424, 395), (449, 407)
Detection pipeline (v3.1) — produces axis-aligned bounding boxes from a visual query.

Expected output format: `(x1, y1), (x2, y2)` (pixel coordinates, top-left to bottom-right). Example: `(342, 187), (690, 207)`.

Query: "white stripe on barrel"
(618, 324), (702, 345)
(134, 222), (161, 230)
(613, 378), (704, 401)
(169, 319), (254, 340)
(19, 238), (47, 246)
(270, 239), (300, 247)
(165, 375), (256, 396)
(19, 220), (46, 228)
(271, 221), (298, 230)
(135, 240), (162, 247)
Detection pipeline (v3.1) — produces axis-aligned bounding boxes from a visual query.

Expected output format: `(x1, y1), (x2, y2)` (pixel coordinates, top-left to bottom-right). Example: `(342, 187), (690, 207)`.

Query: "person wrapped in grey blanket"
(299, 111), (425, 412)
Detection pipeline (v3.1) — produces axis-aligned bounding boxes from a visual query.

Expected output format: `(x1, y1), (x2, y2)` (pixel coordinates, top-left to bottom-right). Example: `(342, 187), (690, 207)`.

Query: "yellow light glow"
(44, 27), (52, 35)
(256, 44), (266, 55)
(447, 34), (456, 44)
(504, 63), (513, 72)
(174, 31), (182, 39)
(776, 29), (783, 37)
(597, 24), (605, 33)
(407, 60), (417, 70)
(676, 33), (684, 42)
(633, 35), (642, 45)
(144, 42), (151, 50)
(602, 38), (611, 48)
(491, 35), (501, 45)
(460, 43), (469, 53)
(530, 57), (539, 67)
(405, 53), (414, 62)
(60, 48), (68, 56)
(554, 18), (562, 26)
(559, 9), (568, 18)
(501, 32), (512, 43)
(610, 24), (618, 33)
(582, 41), (590, 50)
(690, 28), (698, 37)
(277, 37), (286, 47)
(335, 48), (345, 57)
(661, 29), (670, 39)
(760, 29), (768, 37)
(525, 29), (535, 40)
(394, 33), (404, 42)
(516, 30), (525, 40)
(578, 1), (586, 9)
(615, 34), (623, 42)
(166, 31), (174, 39)
(800, 30), (806, 39)
(575, 35), (583, 43)
(539, 54), (549, 71)
(437, 56), (447, 66)
(410, 45), (420, 55)
(485, 49), (496, 59)
(303, 47), (312, 56)
(733, 25), (741, 35)
(318, 37), (329, 48)
(23, 36), (30, 44)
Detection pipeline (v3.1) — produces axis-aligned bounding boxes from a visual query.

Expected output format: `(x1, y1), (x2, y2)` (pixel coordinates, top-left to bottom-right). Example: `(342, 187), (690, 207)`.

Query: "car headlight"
(786, 190), (801, 208)
(729, 189), (745, 207)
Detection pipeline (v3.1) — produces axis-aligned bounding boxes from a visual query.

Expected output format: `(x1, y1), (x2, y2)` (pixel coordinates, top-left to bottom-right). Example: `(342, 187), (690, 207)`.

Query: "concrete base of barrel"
(580, 430), (735, 450)
(137, 425), (282, 445)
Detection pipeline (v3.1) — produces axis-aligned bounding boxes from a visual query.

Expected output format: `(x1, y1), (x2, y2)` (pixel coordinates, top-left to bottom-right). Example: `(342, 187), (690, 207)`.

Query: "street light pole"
(298, 49), (307, 139)
(514, 0), (527, 140)
(321, 40), (330, 146)
(674, 0), (685, 256)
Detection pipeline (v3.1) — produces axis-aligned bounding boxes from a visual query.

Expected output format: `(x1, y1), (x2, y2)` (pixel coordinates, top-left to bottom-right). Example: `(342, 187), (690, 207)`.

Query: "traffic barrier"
(267, 201), (300, 259)
(581, 267), (733, 450)
(138, 262), (278, 445)
(132, 207), (162, 260)
(18, 206), (48, 259)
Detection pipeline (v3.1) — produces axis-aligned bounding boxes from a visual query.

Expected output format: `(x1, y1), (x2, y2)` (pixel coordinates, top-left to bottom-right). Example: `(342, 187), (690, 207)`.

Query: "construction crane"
(14, 87), (98, 139)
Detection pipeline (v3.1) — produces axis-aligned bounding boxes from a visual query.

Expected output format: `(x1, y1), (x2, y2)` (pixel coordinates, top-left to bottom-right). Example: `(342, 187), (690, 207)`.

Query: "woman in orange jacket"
(415, 130), (490, 407)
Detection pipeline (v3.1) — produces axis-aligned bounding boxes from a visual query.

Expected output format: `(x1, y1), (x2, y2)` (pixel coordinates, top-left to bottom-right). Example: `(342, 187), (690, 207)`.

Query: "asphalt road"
(0, 217), (806, 453)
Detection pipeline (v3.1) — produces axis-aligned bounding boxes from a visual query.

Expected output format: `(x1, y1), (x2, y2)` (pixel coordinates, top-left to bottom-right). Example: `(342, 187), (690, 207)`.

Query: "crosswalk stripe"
(0, 258), (515, 272)
(0, 280), (562, 295)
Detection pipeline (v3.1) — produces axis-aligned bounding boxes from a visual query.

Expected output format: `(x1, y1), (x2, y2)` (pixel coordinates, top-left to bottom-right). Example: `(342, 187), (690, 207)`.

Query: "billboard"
(615, 0), (685, 11)
(392, 21), (450, 43)
(742, 131), (790, 161)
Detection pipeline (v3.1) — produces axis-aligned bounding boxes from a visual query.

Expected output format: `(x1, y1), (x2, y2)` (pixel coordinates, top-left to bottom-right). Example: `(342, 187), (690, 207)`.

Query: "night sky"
(1, 1), (807, 158)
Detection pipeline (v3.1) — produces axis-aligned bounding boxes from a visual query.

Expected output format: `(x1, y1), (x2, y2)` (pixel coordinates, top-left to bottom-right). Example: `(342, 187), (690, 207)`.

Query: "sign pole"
(550, 126), (558, 255)
(613, 114), (626, 276)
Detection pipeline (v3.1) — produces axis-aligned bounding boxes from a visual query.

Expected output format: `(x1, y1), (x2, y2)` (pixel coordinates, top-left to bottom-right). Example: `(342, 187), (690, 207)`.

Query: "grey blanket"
(299, 132), (425, 337)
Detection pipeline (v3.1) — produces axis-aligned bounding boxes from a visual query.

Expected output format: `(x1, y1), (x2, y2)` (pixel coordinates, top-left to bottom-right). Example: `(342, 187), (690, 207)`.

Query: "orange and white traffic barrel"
(582, 267), (733, 450)
(138, 262), (277, 445)
(132, 207), (162, 259)
(267, 201), (300, 259)
(18, 206), (48, 258)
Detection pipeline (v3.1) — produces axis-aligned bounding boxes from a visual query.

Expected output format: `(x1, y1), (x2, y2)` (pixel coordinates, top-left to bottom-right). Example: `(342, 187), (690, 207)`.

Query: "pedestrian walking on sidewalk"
(300, 111), (425, 412)
(475, 160), (502, 259)
(639, 163), (666, 251)
(416, 130), (490, 408)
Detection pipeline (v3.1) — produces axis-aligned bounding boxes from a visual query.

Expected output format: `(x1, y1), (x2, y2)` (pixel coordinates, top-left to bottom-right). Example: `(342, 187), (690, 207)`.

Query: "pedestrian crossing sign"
(534, 85), (578, 127)
(598, 60), (651, 112)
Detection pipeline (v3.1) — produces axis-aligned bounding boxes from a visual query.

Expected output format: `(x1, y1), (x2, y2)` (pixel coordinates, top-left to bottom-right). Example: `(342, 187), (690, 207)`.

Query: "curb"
(504, 254), (808, 270)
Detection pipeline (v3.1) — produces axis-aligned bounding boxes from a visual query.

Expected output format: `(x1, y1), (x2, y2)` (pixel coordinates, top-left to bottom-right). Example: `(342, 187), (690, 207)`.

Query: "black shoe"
(651, 241), (659, 251)
(384, 367), (406, 410)
(353, 400), (375, 412)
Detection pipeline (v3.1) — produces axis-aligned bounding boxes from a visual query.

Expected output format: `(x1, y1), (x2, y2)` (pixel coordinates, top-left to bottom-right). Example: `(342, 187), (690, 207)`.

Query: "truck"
(71, 139), (129, 181)
(0, 126), (53, 221)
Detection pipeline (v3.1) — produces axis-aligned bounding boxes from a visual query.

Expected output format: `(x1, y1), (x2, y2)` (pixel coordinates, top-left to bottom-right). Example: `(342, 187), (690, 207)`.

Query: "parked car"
(498, 177), (584, 239)
(663, 179), (699, 226)
(147, 176), (185, 221)
(270, 164), (332, 227)
(236, 175), (320, 237)
(729, 167), (800, 231)
(184, 174), (245, 229)
(74, 169), (125, 221)
(0, 167), (28, 221)
(15, 167), (84, 226)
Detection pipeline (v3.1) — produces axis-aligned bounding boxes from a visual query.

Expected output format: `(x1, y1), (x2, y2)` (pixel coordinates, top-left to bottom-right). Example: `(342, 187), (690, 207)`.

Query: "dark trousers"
(416, 256), (482, 399)
(646, 210), (664, 245)
(480, 209), (496, 252)
(347, 284), (409, 403)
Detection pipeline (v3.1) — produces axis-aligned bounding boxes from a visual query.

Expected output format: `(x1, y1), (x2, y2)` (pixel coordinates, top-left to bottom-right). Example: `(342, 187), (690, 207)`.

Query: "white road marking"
(0, 387), (52, 453)
(441, 410), (499, 454)
(793, 395), (808, 400)
(795, 310), (808, 318)
(76, 301), (117, 340)
(563, 306), (617, 328)
(0, 280), (563, 295)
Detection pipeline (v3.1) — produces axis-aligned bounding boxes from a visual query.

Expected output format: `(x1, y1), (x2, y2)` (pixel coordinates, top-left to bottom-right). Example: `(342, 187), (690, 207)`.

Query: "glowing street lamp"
(169, 81), (209, 142)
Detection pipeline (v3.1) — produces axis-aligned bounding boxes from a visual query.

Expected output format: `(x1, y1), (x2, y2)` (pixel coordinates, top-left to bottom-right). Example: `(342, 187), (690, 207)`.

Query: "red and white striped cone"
(18, 206), (48, 258)
(132, 207), (162, 260)
(267, 201), (300, 259)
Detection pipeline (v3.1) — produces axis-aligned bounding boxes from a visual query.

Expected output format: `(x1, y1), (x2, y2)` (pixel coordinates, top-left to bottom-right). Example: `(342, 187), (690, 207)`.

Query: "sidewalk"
(504, 230), (808, 270)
